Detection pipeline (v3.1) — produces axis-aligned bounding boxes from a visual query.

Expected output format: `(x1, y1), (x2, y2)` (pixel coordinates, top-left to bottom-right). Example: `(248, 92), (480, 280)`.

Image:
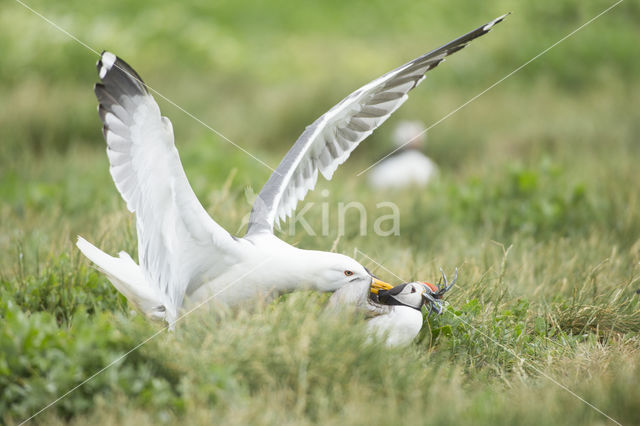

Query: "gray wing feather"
(246, 14), (508, 234)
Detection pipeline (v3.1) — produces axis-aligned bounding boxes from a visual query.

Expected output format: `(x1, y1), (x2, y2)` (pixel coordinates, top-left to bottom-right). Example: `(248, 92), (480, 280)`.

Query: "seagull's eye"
(344, 270), (354, 277)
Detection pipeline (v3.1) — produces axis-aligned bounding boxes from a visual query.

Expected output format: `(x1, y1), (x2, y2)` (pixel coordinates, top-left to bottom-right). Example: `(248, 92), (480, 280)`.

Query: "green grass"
(1, 0), (639, 424)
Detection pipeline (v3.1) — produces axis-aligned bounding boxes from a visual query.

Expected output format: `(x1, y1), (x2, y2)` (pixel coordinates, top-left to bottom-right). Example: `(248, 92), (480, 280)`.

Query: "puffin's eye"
(410, 287), (416, 293)
(344, 270), (354, 277)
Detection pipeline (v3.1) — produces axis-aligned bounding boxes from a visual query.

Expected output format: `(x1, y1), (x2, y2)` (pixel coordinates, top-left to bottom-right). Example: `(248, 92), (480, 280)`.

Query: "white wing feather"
(94, 52), (238, 309)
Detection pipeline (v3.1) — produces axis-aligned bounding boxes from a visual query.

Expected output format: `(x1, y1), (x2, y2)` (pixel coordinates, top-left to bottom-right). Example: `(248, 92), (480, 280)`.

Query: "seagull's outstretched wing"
(95, 51), (237, 308)
(246, 14), (507, 235)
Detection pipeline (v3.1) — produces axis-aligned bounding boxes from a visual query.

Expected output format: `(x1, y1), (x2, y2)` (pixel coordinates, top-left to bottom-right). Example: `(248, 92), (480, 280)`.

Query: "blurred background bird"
(368, 120), (439, 190)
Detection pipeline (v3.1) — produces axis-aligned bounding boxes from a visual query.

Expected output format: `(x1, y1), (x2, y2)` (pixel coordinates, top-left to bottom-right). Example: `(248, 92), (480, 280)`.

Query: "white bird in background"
(368, 120), (439, 190)
(77, 15), (506, 326)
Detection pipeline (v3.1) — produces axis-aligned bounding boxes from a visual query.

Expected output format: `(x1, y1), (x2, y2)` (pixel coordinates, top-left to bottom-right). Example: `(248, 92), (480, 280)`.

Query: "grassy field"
(2, 0), (639, 424)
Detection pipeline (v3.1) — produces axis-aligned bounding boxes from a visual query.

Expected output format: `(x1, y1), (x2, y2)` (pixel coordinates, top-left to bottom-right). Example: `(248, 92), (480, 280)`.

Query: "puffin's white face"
(312, 253), (393, 293)
(377, 281), (446, 313)
(377, 282), (428, 308)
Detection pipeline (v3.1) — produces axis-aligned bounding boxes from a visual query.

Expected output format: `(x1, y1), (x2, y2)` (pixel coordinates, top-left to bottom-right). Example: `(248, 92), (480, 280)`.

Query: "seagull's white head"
(302, 251), (393, 294)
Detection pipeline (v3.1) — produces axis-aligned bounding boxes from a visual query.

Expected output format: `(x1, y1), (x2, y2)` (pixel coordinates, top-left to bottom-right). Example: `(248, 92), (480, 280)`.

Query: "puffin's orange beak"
(370, 276), (394, 294)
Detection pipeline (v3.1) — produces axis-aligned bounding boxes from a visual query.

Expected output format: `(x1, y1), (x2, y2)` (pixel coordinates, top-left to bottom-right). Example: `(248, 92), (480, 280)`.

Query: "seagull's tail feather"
(76, 236), (176, 324)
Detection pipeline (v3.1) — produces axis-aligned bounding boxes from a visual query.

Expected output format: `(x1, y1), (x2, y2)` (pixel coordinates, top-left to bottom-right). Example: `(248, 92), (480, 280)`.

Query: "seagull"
(368, 120), (439, 189)
(328, 270), (456, 346)
(77, 15), (506, 325)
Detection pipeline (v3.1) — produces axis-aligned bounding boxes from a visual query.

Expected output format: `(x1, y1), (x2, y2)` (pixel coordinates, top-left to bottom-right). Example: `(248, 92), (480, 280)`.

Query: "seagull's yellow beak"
(370, 276), (394, 294)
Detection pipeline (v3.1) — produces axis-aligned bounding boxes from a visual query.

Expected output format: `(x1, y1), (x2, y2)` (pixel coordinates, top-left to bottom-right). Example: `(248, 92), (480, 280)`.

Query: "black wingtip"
(484, 12), (510, 32)
(94, 52), (149, 98)
(97, 104), (108, 122)
(499, 12), (512, 22)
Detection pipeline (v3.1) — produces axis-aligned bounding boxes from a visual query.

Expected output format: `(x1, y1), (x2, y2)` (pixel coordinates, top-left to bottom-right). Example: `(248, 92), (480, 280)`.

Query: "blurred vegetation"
(1, 0), (639, 424)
